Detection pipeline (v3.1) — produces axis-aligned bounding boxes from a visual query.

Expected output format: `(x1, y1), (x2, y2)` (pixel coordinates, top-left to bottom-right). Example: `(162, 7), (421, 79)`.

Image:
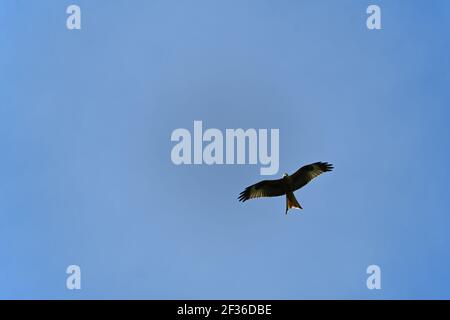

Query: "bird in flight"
(238, 162), (333, 214)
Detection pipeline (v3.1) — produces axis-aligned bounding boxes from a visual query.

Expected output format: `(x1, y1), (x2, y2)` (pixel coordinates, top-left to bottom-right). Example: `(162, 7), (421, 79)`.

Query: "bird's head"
(282, 173), (289, 178)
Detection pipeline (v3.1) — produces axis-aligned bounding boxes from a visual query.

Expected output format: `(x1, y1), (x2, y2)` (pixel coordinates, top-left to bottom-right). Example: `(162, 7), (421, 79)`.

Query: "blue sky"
(1, 0), (449, 299)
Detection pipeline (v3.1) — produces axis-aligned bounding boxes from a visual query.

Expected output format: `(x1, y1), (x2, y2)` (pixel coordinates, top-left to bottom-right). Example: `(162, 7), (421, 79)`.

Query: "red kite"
(238, 162), (333, 214)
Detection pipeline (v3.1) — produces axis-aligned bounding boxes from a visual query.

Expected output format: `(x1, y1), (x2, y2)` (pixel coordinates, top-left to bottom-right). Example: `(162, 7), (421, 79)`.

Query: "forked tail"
(285, 192), (303, 214)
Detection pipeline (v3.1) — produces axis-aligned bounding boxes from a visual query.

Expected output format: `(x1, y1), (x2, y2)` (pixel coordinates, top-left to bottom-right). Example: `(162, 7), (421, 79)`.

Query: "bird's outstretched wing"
(238, 178), (286, 202)
(291, 162), (333, 191)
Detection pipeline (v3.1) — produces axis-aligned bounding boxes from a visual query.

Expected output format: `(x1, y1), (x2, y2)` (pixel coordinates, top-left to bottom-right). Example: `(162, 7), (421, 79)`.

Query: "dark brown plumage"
(238, 161), (333, 214)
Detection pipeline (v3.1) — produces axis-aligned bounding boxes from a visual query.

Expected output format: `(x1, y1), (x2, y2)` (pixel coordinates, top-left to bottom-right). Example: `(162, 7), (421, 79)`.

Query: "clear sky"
(1, 0), (449, 299)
